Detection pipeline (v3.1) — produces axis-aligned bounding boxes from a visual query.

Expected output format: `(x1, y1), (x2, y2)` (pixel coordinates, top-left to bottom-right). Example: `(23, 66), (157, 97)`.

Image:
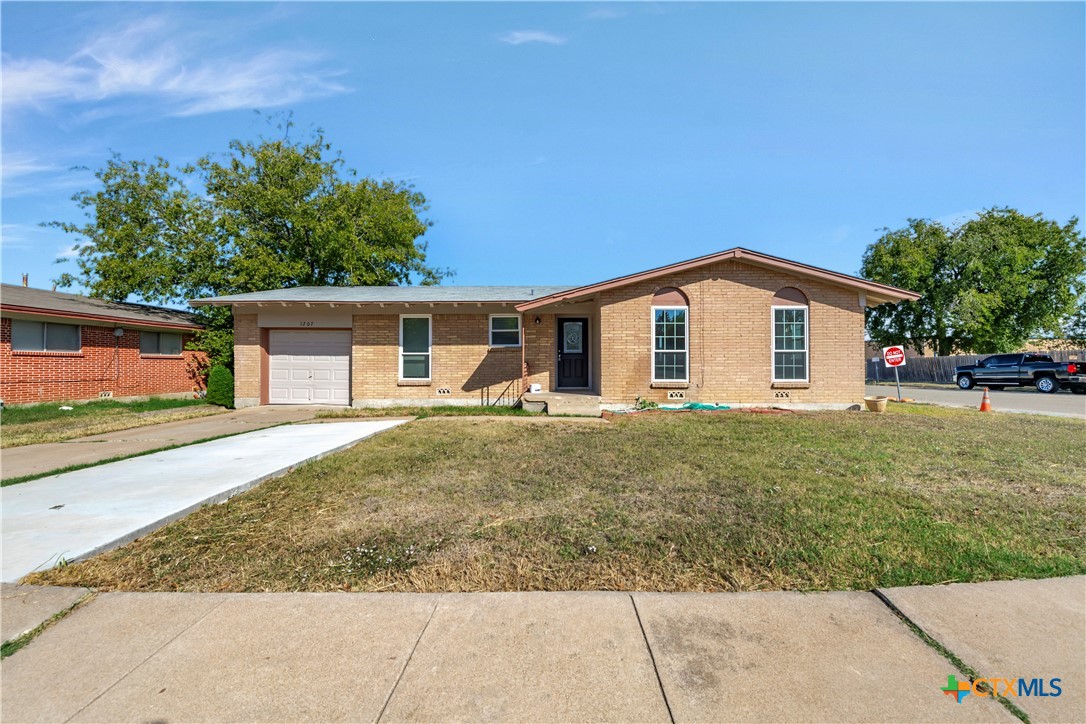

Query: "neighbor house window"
(652, 307), (688, 382)
(489, 315), (521, 347)
(773, 307), (808, 381)
(140, 331), (182, 355)
(11, 320), (81, 352)
(400, 315), (432, 380)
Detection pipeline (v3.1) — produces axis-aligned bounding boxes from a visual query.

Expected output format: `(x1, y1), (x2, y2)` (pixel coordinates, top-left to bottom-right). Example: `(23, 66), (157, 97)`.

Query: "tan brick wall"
(523, 313), (555, 391)
(352, 313), (524, 404)
(598, 259), (865, 406)
(233, 313), (260, 406)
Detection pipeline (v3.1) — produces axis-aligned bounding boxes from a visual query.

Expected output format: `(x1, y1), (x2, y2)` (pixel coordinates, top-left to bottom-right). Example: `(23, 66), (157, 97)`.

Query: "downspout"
(520, 319), (527, 403)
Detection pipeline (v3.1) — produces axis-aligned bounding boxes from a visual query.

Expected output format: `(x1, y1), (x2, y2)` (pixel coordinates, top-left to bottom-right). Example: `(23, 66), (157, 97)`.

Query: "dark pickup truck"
(955, 354), (1077, 393)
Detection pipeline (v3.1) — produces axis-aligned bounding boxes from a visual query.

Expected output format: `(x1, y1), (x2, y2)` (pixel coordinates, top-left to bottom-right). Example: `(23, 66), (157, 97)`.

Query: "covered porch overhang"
(518, 296), (602, 396)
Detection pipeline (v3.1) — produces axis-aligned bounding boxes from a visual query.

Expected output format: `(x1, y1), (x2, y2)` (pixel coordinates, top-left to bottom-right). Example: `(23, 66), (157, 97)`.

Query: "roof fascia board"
(192, 299), (530, 307)
(516, 247), (919, 310)
(0, 304), (201, 330)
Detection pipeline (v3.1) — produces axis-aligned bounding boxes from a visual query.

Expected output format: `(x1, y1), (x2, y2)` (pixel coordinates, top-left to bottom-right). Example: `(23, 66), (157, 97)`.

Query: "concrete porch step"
(522, 392), (602, 417)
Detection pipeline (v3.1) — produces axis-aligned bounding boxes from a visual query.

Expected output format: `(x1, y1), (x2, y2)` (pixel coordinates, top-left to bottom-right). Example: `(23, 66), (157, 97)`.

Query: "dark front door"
(557, 318), (589, 388)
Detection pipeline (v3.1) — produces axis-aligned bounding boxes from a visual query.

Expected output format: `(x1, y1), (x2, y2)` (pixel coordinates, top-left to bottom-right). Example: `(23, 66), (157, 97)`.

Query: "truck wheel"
(1034, 376), (1057, 393)
(956, 375), (975, 390)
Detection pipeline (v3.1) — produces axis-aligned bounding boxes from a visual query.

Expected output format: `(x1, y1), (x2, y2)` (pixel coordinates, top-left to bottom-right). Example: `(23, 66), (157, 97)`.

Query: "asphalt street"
(866, 384), (1085, 419)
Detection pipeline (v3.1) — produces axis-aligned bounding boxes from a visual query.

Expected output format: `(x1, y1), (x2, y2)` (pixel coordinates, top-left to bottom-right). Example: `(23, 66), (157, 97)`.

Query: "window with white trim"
(140, 331), (182, 355)
(652, 306), (688, 382)
(773, 307), (808, 381)
(400, 315), (432, 380)
(11, 320), (81, 352)
(489, 315), (521, 347)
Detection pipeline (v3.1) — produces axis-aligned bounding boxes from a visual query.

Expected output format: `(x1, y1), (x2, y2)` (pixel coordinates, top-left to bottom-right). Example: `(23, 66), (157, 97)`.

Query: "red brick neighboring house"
(1, 284), (204, 405)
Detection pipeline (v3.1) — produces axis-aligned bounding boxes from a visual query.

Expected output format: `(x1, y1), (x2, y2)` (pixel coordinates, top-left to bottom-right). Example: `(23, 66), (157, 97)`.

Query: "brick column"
(233, 313), (260, 407)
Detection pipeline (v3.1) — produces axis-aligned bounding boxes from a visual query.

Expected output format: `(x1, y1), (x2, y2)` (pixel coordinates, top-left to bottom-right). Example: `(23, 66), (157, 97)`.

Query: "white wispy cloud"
(499, 30), (567, 46)
(0, 223), (66, 251)
(584, 8), (628, 21)
(56, 243), (83, 260)
(2, 14), (349, 117)
(1, 153), (60, 180)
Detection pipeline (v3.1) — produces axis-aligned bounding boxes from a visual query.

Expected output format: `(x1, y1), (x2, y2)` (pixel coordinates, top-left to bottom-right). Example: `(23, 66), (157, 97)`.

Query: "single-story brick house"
(192, 248), (918, 412)
(1, 284), (204, 405)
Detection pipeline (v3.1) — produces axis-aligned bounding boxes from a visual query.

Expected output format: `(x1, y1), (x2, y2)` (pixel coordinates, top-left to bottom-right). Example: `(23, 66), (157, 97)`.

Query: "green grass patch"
(1, 396), (223, 447)
(1, 591), (95, 659)
(29, 406), (1084, 593)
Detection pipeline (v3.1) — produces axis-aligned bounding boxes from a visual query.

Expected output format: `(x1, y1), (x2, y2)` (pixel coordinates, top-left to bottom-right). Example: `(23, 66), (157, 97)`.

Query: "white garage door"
(268, 330), (351, 405)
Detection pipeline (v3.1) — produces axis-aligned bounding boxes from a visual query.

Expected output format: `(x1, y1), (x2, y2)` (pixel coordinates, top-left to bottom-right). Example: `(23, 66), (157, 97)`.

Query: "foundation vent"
(98, 391), (114, 398)
(436, 387), (452, 396)
(774, 390), (790, 399)
(667, 390), (686, 401)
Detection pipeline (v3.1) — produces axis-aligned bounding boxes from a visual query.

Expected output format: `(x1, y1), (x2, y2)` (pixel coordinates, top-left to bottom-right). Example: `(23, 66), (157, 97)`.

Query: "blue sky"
(2, 2), (1084, 297)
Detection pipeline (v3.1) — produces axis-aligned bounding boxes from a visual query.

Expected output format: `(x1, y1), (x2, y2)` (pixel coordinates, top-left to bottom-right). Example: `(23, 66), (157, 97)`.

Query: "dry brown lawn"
(29, 405), (1085, 593)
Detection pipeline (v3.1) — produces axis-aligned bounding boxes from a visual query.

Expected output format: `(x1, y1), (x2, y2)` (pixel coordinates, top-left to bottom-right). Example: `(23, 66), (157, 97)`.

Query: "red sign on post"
(883, 346), (906, 367)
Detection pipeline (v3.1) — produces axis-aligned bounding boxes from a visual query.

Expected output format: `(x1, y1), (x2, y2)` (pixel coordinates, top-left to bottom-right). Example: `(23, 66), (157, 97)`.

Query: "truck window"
(1024, 354), (1053, 363)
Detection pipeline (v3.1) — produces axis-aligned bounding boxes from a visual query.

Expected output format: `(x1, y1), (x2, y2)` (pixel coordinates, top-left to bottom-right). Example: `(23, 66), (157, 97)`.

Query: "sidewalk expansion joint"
(376, 595), (439, 723)
(1, 590), (97, 660)
(63, 596), (229, 724)
(629, 594), (675, 724)
(870, 589), (1031, 724)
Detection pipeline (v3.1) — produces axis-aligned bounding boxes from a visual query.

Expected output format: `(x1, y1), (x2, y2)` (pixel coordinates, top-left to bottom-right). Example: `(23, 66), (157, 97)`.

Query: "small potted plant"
(863, 395), (889, 413)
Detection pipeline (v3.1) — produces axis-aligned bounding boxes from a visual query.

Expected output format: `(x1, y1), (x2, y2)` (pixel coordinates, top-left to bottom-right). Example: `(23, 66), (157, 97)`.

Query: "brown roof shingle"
(0, 285), (200, 330)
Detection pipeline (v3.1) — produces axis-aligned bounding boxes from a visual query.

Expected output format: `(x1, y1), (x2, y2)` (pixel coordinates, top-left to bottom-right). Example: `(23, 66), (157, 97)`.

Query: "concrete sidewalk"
(1, 406), (334, 480)
(2, 577), (1081, 722)
(1, 420), (406, 582)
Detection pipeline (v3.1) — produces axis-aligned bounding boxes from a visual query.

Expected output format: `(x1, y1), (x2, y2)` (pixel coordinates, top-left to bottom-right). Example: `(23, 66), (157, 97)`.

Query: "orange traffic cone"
(979, 387), (992, 413)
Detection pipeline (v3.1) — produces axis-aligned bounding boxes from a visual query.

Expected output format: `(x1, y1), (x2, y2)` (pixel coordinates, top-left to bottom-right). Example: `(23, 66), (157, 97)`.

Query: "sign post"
(882, 345), (907, 401)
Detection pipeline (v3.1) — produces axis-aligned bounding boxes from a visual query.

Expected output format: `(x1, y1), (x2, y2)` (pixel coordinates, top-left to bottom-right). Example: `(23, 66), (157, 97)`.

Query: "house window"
(652, 306), (688, 382)
(773, 307), (808, 381)
(400, 315), (432, 380)
(11, 320), (81, 352)
(140, 331), (182, 356)
(489, 315), (521, 347)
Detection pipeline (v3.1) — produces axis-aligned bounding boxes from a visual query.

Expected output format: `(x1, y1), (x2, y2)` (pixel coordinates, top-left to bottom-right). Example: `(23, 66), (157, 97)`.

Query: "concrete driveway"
(867, 384), (1086, 419)
(1, 420), (405, 582)
(2, 577), (1081, 722)
(2, 405), (330, 481)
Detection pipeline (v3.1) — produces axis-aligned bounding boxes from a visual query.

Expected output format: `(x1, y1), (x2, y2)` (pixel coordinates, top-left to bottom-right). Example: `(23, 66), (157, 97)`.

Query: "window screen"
(401, 317), (431, 379)
(11, 320), (80, 351)
(490, 316), (521, 347)
(653, 308), (688, 381)
(773, 308), (807, 381)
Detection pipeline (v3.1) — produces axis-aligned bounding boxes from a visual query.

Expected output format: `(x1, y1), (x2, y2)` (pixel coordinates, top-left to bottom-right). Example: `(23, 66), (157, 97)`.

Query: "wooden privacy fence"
(865, 350), (1085, 384)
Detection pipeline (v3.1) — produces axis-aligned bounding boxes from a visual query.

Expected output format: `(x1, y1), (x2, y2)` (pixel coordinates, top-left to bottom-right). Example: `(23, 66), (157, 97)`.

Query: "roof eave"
(0, 304), (201, 330)
(191, 298), (537, 307)
(517, 247), (920, 310)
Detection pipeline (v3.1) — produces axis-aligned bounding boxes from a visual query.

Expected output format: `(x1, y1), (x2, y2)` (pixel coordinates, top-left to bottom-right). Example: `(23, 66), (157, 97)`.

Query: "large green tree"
(862, 208), (1085, 355)
(51, 120), (446, 369)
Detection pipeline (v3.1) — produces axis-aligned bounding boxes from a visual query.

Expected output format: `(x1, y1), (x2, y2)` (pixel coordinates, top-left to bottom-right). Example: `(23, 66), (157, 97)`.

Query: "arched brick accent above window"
(772, 286), (808, 305)
(652, 287), (689, 306)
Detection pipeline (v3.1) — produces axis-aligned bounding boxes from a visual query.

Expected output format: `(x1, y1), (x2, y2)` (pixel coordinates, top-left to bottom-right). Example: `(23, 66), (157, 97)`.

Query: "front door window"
(563, 322), (583, 354)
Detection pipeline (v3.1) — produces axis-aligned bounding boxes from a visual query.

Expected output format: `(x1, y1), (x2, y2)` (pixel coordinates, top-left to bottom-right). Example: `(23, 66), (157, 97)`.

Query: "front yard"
(29, 405), (1084, 592)
(0, 397), (223, 448)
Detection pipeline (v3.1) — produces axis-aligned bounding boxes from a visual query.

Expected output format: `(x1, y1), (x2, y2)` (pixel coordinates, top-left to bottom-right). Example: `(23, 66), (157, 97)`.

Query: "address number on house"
(299, 321), (314, 327)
